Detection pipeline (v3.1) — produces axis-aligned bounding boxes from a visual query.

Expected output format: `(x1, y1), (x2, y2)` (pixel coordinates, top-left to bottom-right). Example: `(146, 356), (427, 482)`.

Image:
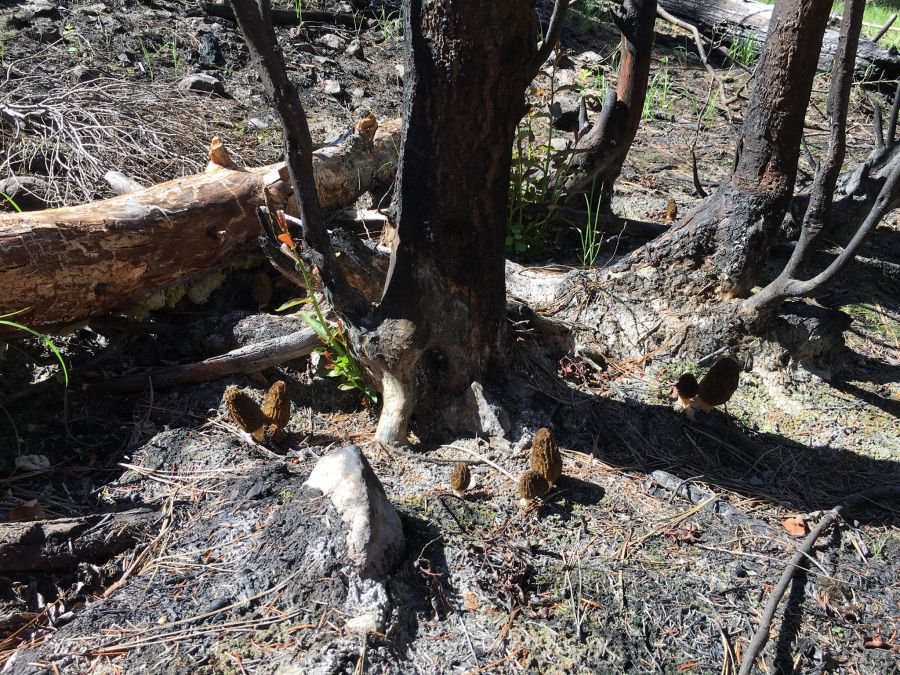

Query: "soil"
(1, 1), (899, 674)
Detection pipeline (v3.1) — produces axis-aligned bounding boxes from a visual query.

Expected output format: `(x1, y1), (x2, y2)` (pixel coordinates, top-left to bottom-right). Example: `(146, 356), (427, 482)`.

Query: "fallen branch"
(83, 327), (319, 393)
(737, 486), (900, 675)
(656, 5), (734, 106)
(644, 469), (771, 534)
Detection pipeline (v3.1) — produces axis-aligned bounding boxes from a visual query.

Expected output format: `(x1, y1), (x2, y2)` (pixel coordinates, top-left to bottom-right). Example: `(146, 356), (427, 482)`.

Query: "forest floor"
(1, 1), (898, 673)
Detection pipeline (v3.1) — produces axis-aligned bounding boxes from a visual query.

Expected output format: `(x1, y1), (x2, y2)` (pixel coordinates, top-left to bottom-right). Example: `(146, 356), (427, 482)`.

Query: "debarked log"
(0, 120), (401, 334)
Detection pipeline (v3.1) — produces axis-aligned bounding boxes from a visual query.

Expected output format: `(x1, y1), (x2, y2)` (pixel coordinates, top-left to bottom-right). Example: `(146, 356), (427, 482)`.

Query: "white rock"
(304, 445), (404, 579)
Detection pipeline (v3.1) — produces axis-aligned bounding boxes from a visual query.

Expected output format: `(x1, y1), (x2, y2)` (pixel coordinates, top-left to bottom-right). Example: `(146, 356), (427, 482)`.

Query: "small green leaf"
(275, 297), (312, 312)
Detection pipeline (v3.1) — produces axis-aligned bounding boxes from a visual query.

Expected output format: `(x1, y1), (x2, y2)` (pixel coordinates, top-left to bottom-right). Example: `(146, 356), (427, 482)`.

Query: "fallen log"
(658, 0), (900, 79)
(0, 508), (160, 573)
(0, 119), (401, 334)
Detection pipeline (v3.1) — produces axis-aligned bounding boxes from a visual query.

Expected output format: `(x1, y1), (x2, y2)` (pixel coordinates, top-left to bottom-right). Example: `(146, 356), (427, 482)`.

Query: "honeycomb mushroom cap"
(518, 470), (550, 504)
(530, 427), (562, 486)
(450, 462), (471, 495)
(697, 357), (741, 407)
(224, 387), (266, 441)
(262, 380), (291, 428)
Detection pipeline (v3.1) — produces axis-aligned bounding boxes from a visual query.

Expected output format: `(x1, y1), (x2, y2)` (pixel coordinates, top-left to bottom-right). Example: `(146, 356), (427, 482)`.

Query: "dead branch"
(737, 486), (900, 675)
(83, 327), (319, 394)
(872, 13), (897, 44)
(527, 0), (572, 79)
(656, 5), (733, 106)
(0, 508), (160, 572)
(202, 1), (363, 28)
(230, 0), (367, 321)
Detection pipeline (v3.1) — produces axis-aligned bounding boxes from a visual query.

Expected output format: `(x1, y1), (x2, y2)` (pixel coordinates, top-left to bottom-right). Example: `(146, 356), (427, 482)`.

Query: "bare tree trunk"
(619, 0), (832, 299)
(744, 0), (868, 312)
(561, 0), (657, 208)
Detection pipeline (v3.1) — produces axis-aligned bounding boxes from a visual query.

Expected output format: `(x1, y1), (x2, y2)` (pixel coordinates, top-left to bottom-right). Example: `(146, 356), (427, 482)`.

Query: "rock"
(350, 87), (365, 99)
(317, 33), (346, 51)
(177, 73), (225, 96)
(247, 116), (269, 129)
(577, 50), (605, 66)
(345, 38), (364, 58)
(394, 64), (404, 85)
(0, 175), (50, 211)
(304, 445), (404, 579)
(342, 576), (390, 634)
(12, 0), (58, 24)
(312, 55), (337, 68)
(198, 33), (224, 67)
(323, 79), (342, 96)
(441, 381), (512, 439)
(549, 90), (581, 133)
(70, 65), (100, 82)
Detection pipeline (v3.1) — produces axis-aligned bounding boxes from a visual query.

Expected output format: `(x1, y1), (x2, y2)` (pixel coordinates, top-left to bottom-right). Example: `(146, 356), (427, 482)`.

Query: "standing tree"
(231, 0), (570, 443)
(551, 0), (900, 362)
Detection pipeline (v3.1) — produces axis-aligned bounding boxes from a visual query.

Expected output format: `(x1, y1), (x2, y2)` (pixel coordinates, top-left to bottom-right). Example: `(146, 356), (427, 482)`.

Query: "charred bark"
(352, 0), (548, 442)
(234, 0), (565, 443)
(745, 0), (867, 312)
(561, 0), (657, 208)
(619, 0), (832, 299)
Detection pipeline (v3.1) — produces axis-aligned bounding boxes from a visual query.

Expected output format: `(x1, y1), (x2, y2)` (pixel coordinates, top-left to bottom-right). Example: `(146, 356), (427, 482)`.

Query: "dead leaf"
(863, 635), (893, 650)
(782, 516), (808, 537)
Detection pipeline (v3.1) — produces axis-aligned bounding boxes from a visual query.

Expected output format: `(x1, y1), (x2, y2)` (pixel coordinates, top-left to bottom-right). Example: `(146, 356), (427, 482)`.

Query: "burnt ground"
(1, 0), (899, 673)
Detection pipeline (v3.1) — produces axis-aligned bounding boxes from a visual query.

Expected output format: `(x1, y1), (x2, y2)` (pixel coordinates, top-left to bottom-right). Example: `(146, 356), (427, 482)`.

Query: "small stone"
(177, 73), (225, 96)
(247, 117), (269, 129)
(312, 55), (337, 67)
(577, 50), (604, 66)
(394, 64), (404, 85)
(304, 445), (404, 579)
(0, 175), (50, 211)
(345, 38), (364, 58)
(318, 33), (346, 51)
(198, 33), (224, 67)
(323, 79), (342, 96)
(350, 87), (366, 99)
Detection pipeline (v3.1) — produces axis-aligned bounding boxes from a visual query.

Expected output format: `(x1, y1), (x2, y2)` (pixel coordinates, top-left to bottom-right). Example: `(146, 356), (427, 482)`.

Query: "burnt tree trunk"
(620, 0), (832, 299)
(561, 0), (657, 208)
(351, 0), (543, 442)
